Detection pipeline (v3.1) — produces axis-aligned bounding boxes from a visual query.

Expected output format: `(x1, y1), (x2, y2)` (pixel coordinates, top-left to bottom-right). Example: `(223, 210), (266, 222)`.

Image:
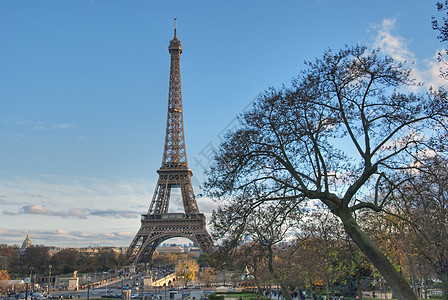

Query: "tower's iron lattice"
(126, 20), (214, 264)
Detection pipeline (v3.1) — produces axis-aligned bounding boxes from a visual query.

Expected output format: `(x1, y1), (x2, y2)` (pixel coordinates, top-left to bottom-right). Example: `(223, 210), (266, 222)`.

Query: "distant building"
(54, 273), (79, 291)
(20, 235), (32, 253)
(187, 247), (201, 257)
(73, 246), (126, 255)
(156, 246), (185, 254)
(0, 256), (7, 270)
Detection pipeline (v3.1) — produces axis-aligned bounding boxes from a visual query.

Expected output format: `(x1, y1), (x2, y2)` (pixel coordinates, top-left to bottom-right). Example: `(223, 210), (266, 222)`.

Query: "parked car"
(31, 293), (46, 300)
(14, 293), (31, 300)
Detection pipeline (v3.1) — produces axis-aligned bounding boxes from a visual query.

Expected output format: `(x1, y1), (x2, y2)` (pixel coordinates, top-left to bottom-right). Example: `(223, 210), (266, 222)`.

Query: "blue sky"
(0, 1), (445, 247)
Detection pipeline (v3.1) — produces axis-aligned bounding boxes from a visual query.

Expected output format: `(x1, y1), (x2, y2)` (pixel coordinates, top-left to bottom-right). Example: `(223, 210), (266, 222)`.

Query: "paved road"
(47, 281), (213, 300)
(44, 270), (215, 300)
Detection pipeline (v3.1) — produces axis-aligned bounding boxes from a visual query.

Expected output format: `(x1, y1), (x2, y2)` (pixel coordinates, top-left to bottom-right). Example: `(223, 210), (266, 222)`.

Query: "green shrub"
(209, 295), (225, 300)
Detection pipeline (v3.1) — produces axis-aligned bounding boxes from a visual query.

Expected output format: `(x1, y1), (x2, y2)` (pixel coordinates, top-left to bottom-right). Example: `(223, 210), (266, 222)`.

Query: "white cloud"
(0, 174), (217, 247)
(424, 52), (447, 89)
(0, 118), (77, 144)
(197, 197), (219, 215)
(31, 121), (77, 131)
(116, 232), (133, 237)
(6, 203), (140, 219)
(2, 210), (16, 216)
(22, 204), (52, 215)
(0, 228), (23, 237)
(0, 175), (150, 245)
(78, 232), (92, 237)
(370, 18), (446, 90)
(0, 228), (136, 247)
(67, 208), (86, 218)
(50, 123), (76, 130)
(103, 233), (116, 238)
(372, 18), (414, 63)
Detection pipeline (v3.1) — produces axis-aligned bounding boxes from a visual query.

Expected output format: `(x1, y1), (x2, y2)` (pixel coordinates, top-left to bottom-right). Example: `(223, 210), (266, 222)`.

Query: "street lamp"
(24, 277), (31, 300)
(105, 273), (108, 297)
(121, 275), (124, 300)
(140, 276), (144, 300)
(48, 265), (52, 296)
(29, 268), (33, 294)
(87, 276), (92, 300)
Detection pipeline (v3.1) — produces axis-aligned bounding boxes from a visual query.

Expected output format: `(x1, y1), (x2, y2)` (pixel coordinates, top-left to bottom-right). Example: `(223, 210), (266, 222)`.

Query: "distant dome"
(20, 235), (32, 253)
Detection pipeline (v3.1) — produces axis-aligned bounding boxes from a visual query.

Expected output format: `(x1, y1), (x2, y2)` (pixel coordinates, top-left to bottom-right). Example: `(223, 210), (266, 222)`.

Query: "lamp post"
(87, 276), (92, 300)
(140, 276), (144, 300)
(24, 277), (31, 300)
(29, 268), (33, 294)
(48, 265), (52, 296)
(105, 274), (108, 298)
(121, 275), (124, 300)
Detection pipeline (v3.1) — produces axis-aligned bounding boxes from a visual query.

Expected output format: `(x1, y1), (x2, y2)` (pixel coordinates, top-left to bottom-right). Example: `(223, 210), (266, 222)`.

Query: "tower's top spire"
(174, 18), (177, 38)
(169, 18), (182, 53)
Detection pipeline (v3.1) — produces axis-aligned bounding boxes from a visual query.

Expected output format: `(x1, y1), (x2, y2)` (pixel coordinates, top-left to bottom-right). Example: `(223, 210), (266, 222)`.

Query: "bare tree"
(296, 209), (374, 299)
(432, 0), (448, 79)
(392, 155), (448, 300)
(211, 200), (297, 300)
(204, 45), (448, 300)
(232, 242), (265, 295)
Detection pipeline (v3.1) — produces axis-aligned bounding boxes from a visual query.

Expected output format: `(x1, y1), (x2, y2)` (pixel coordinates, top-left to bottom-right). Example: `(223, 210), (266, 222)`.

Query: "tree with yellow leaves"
(0, 270), (9, 281)
(175, 259), (199, 288)
(200, 267), (214, 287)
(0, 270), (11, 294)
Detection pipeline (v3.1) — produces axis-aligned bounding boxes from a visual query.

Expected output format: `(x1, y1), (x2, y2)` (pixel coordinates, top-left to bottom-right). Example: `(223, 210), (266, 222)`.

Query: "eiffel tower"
(126, 20), (214, 264)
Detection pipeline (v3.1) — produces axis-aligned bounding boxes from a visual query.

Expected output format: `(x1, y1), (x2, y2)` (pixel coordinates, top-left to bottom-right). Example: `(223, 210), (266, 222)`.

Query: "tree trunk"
(267, 246), (292, 300)
(280, 282), (291, 300)
(356, 273), (363, 300)
(441, 271), (448, 300)
(408, 255), (418, 296)
(338, 210), (418, 300)
(254, 274), (263, 296)
(422, 264), (428, 299)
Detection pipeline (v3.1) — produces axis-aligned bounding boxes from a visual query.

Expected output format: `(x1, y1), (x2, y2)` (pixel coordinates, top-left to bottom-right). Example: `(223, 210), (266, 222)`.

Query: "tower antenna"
(174, 18), (177, 37)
